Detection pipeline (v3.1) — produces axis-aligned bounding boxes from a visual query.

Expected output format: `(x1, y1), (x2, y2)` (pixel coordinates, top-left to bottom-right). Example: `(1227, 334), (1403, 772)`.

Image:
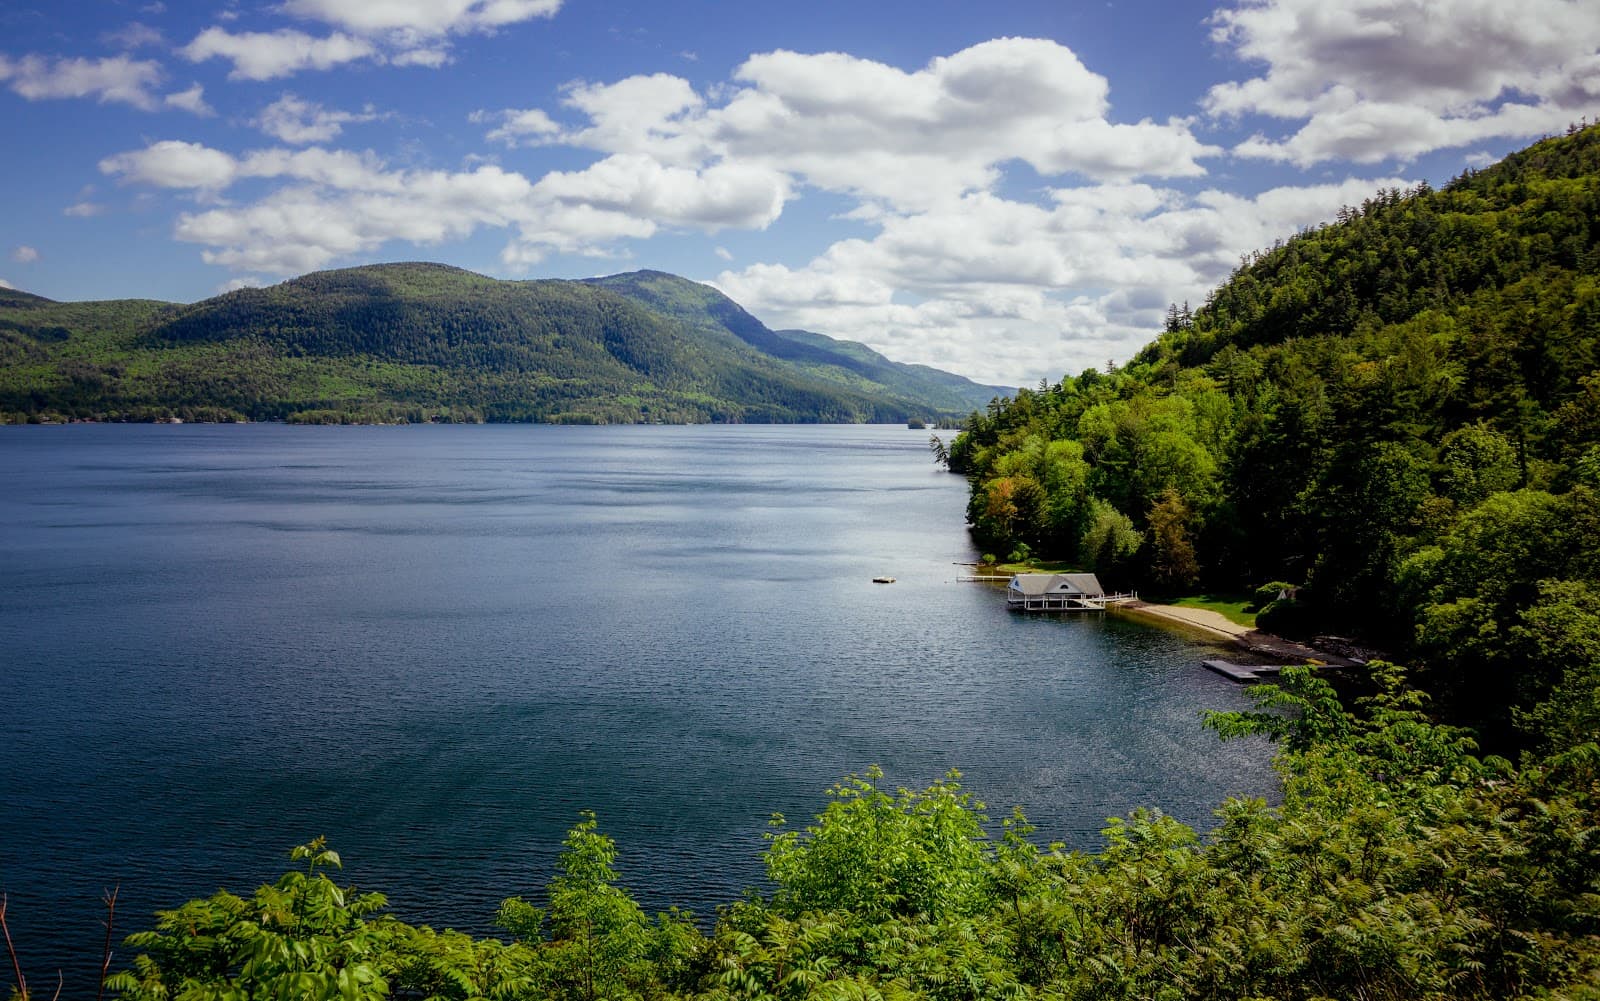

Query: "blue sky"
(2, 0), (1597, 384)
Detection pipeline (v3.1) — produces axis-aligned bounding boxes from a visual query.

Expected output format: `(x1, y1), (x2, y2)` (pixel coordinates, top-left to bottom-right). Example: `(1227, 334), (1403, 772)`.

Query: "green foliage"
(1438, 422), (1520, 505)
(764, 767), (993, 921)
(1512, 579), (1600, 749)
(1146, 487), (1200, 592)
(1254, 595), (1320, 639)
(1251, 580), (1293, 609)
(1079, 497), (1141, 581)
(541, 812), (652, 1001)
(1402, 487), (1600, 738)
(107, 837), (391, 1001)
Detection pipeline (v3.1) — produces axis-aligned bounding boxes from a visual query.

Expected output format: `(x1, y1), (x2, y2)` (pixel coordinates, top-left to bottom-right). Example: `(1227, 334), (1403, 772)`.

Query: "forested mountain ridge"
(586, 269), (1010, 412)
(948, 123), (1600, 746)
(0, 263), (997, 424)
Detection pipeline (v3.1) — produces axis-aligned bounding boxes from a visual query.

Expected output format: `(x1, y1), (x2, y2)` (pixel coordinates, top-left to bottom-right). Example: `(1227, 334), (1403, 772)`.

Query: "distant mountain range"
(0, 263), (1010, 424)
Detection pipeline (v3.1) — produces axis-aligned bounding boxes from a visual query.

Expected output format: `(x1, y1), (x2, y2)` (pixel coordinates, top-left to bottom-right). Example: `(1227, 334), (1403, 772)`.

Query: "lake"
(0, 423), (1274, 984)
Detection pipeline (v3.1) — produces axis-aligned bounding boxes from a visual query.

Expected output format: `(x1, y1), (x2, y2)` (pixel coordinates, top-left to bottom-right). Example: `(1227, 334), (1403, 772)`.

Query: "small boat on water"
(873, 576), (896, 584)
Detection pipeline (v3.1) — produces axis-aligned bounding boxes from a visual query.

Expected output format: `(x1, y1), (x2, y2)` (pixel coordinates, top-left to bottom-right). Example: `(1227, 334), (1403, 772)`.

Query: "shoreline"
(1113, 600), (1359, 669)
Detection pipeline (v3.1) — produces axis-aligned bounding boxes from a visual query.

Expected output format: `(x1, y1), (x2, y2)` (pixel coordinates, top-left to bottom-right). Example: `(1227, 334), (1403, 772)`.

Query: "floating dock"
(1202, 660), (1290, 682)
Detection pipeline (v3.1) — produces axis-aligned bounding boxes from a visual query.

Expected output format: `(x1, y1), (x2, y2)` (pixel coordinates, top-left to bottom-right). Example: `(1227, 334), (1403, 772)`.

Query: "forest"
(943, 122), (1600, 748)
(9, 122), (1600, 1001)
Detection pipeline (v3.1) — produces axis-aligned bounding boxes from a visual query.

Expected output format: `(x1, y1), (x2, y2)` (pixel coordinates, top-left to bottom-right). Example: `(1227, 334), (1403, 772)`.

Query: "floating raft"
(1202, 660), (1289, 682)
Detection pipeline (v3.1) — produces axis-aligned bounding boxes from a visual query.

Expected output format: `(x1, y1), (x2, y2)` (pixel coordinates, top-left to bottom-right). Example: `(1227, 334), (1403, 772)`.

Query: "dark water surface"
(1, 424), (1272, 982)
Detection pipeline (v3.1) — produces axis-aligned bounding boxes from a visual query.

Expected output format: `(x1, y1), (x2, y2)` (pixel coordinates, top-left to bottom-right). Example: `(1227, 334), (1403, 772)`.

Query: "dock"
(1202, 660), (1298, 682)
(1007, 591), (1138, 612)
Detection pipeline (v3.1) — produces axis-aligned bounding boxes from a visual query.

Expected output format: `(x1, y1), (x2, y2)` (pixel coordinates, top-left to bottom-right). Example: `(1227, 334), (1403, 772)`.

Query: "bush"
(764, 767), (992, 920)
(1257, 597), (1320, 639)
(1252, 581), (1295, 610)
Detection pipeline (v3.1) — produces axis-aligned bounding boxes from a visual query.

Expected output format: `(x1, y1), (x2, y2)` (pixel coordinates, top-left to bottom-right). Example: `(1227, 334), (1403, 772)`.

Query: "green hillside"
(948, 122), (1600, 746)
(0, 263), (989, 425)
(586, 269), (1010, 413)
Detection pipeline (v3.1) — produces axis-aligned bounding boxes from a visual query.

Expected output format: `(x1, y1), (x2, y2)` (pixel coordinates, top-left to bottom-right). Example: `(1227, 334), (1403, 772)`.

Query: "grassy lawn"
(974, 559), (1083, 576)
(1167, 593), (1258, 628)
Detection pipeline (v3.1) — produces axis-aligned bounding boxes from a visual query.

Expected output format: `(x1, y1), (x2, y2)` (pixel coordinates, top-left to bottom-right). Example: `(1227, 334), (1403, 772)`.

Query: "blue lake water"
(0, 424), (1273, 984)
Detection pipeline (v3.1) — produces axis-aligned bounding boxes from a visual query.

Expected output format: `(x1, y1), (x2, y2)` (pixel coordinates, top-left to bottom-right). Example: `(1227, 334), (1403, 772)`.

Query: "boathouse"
(1006, 572), (1108, 611)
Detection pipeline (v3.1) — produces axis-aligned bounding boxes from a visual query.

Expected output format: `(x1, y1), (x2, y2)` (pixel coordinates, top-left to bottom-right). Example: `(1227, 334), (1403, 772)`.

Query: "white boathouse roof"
(1007, 572), (1105, 597)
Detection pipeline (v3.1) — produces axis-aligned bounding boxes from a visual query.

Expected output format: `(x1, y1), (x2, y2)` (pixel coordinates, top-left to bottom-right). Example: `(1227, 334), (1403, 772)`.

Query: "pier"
(1202, 660), (1293, 682)
(1007, 591), (1138, 612)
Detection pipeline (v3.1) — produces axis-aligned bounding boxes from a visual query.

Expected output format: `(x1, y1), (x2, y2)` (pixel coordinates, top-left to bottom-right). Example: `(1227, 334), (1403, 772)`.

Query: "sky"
(2, 1), (1598, 385)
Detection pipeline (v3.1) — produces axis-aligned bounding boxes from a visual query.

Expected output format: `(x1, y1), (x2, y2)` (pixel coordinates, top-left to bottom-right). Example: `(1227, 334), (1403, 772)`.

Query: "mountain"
(0, 263), (1001, 424)
(585, 270), (1010, 412)
(770, 327), (1013, 413)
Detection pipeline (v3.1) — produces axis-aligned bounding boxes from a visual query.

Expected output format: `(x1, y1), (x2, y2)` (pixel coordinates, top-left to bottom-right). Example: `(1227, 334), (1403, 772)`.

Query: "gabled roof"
(1009, 573), (1057, 595)
(1060, 573), (1104, 596)
(1007, 572), (1105, 596)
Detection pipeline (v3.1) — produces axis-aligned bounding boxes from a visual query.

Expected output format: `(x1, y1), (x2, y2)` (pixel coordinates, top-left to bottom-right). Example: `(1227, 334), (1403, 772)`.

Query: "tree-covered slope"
(0, 263), (985, 424)
(587, 270), (1010, 413)
(947, 123), (1600, 745)
(770, 326), (1014, 413)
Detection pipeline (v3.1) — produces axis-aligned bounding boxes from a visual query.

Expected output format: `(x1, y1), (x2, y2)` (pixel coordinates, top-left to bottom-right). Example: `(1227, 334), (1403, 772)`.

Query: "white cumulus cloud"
(510, 39), (1219, 211)
(101, 139), (795, 276)
(530, 154), (789, 230)
(101, 140), (241, 190)
(103, 22), (164, 50)
(714, 175), (1412, 384)
(475, 106), (562, 145)
(194, 0), (567, 76)
(256, 93), (379, 144)
(0, 53), (165, 109)
(164, 83), (213, 116)
(11, 246), (41, 264)
(1207, 0), (1600, 165)
(392, 48), (451, 68)
(281, 0), (562, 39)
(181, 27), (377, 81)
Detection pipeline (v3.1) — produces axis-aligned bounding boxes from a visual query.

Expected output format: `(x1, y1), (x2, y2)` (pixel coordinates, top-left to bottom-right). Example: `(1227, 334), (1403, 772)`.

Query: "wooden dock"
(1007, 592), (1137, 612)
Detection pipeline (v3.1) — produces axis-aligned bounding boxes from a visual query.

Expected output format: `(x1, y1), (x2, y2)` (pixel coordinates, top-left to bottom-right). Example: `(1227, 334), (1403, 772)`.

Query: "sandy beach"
(1115, 600), (1359, 668)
